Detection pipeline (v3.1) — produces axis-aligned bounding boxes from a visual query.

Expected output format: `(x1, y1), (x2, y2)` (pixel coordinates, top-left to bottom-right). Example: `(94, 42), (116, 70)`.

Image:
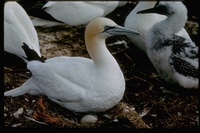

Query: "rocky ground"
(4, 1), (199, 128)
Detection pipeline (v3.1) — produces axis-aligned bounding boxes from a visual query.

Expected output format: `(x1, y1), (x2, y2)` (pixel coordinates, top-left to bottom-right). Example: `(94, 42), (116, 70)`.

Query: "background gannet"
(4, 1), (41, 63)
(124, 1), (193, 53)
(137, 1), (198, 89)
(4, 17), (140, 113)
(29, 1), (126, 27)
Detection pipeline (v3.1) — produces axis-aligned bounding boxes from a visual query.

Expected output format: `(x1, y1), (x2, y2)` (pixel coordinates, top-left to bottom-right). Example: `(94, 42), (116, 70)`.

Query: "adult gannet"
(31, 1), (124, 27)
(4, 1), (41, 63)
(137, 1), (198, 89)
(124, 1), (193, 53)
(4, 17), (140, 112)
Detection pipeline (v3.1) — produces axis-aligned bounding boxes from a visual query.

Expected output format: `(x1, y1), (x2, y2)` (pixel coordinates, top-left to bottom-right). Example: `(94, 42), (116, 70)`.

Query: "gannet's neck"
(166, 10), (187, 35)
(153, 3), (188, 37)
(85, 36), (117, 66)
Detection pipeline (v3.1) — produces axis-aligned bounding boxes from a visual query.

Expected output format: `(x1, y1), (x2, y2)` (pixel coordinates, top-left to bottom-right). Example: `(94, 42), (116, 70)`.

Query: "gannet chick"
(137, 2), (198, 89)
(124, 1), (193, 53)
(4, 17), (140, 112)
(4, 1), (41, 63)
(31, 1), (123, 27)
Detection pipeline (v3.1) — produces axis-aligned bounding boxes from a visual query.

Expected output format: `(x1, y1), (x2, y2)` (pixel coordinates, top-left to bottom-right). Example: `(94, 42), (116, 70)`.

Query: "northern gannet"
(4, 17), (140, 112)
(137, 1), (198, 89)
(4, 1), (41, 63)
(31, 1), (125, 27)
(124, 1), (193, 53)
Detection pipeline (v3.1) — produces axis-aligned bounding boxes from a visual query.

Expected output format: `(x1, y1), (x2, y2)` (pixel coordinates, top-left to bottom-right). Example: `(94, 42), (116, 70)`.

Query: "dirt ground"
(3, 1), (199, 128)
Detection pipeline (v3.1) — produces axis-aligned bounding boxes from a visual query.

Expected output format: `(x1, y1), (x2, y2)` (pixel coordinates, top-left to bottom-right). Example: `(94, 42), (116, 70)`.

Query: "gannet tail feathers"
(22, 43), (44, 62)
(4, 86), (29, 97)
(4, 78), (43, 97)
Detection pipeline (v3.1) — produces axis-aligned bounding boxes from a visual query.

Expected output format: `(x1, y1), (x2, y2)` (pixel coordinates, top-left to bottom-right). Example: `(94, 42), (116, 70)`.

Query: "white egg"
(80, 114), (98, 124)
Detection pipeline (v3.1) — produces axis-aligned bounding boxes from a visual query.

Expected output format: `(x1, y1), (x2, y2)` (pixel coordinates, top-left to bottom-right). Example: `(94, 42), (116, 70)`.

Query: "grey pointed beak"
(105, 25), (140, 36)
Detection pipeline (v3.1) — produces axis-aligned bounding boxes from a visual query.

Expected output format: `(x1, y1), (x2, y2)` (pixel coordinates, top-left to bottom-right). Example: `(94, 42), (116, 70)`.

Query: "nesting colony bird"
(4, 1), (41, 63)
(124, 1), (193, 53)
(31, 1), (126, 27)
(4, 17), (140, 113)
(137, 1), (198, 89)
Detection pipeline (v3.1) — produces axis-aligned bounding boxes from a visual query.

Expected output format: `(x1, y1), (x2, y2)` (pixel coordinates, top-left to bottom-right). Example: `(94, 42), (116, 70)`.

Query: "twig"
(111, 102), (151, 128)
(24, 115), (49, 126)
(129, 75), (152, 84)
(18, 73), (31, 78)
(4, 68), (30, 73)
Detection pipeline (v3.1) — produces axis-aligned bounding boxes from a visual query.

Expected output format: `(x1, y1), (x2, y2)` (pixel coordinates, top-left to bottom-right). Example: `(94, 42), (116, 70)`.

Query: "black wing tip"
(22, 42), (44, 62)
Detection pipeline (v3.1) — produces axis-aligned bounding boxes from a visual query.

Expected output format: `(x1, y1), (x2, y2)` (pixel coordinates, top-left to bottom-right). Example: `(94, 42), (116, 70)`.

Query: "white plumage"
(137, 1), (198, 89)
(124, 1), (193, 53)
(31, 1), (126, 27)
(4, 1), (41, 63)
(4, 17), (140, 112)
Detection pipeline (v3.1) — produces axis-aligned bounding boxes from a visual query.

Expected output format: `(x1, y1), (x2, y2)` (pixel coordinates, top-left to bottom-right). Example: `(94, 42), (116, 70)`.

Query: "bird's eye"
(104, 25), (115, 30)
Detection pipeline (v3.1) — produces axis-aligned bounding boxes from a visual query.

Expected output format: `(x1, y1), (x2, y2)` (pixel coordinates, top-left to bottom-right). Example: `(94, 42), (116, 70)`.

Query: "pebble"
(13, 107), (23, 118)
(26, 109), (34, 115)
(12, 123), (22, 127)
